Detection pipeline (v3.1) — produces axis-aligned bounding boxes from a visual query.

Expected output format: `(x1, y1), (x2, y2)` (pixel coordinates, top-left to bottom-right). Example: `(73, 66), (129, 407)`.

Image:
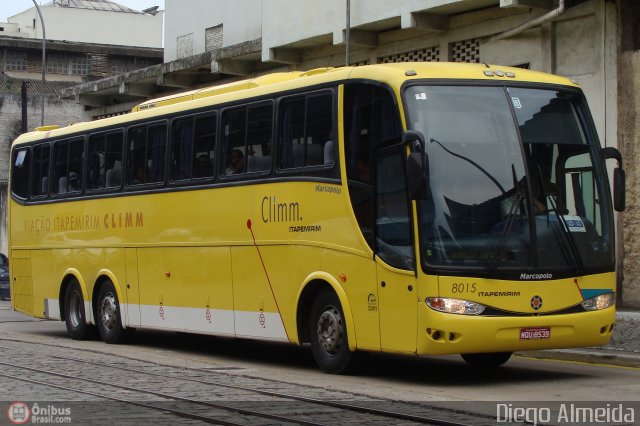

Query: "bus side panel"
(31, 249), (58, 319)
(124, 248), (141, 327)
(136, 247), (234, 335)
(10, 250), (34, 316)
(232, 246), (288, 341)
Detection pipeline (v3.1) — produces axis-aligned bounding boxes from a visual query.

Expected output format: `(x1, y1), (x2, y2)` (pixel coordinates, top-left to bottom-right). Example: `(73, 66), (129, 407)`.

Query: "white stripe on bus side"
(46, 299), (289, 342)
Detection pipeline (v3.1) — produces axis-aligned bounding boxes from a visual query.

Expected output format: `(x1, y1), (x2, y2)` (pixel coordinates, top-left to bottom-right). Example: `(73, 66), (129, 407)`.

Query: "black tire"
(461, 352), (512, 368)
(63, 280), (95, 340)
(309, 290), (356, 374)
(96, 282), (129, 344)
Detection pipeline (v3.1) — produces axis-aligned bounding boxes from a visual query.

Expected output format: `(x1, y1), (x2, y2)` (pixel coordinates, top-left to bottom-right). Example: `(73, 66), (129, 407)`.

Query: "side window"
(171, 113), (216, 182)
(222, 104), (273, 176)
(374, 147), (414, 270)
(31, 144), (50, 198)
(53, 138), (84, 195)
(344, 83), (402, 249)
(194, 114), (216, 178)
(11, 148), (30, 199)
(278, 92), (333, 169)
(89, 130), (123, 190)
(171, 117), (194, 181)
(127, 123), (167, 186)
(222, 108), (246, 175)
(246, 105), (272, 173)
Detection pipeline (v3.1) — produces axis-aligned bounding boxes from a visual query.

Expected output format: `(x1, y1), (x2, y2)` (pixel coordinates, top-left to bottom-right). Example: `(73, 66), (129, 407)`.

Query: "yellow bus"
(9, 63), (625, 373)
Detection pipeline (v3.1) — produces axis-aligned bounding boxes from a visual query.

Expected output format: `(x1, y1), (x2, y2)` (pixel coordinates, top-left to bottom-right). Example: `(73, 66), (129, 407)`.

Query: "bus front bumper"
(417, 305), (616, 355)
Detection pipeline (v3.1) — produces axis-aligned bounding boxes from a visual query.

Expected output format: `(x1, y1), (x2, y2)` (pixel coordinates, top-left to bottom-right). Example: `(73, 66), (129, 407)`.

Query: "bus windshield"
(405, 85), (614, 276)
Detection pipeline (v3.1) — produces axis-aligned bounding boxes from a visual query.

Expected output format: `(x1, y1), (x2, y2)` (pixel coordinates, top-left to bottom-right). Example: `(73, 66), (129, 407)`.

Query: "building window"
(111, 58), (128, 75)
(47, 54), (69, 74)
(205, 24), (223, 51)
(71, 54), (91, 75)
(6, 52), (27, 71)
(450, 38), (480, 63)
(133, 58), (154, 69)
(380, 46), (440, 63)
(177, 33), (194, 59)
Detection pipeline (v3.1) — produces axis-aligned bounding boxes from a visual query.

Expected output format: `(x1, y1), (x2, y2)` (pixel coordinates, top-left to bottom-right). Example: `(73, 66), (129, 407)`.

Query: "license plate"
(520, 327), (550, 340)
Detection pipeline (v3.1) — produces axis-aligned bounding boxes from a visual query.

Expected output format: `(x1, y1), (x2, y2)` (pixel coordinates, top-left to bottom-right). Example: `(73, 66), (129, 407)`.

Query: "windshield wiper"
(488, 191), (523, 270)
(429, 138), (506, 194)
(488, 165), (523, 270)
(546, 194), (585, 274)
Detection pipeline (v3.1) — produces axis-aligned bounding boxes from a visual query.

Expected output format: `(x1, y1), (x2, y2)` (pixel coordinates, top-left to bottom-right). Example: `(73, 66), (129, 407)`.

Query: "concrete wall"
(164, 0), (262, 62)
(0, 94), (83, 255)
(261, 0), (489, 61)
(9, 6), (163, 48)
(620, 51), (640, 309)
(482, 1), (618, 150)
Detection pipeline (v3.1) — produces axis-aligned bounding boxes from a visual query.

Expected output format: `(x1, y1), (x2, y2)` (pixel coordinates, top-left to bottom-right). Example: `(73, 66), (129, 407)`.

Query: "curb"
(517, 348), (640, 368)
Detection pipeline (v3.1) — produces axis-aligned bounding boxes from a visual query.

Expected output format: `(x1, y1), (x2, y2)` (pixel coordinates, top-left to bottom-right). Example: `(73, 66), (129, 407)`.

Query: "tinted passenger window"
(53, 138), (84, 194)
(375, 147), (414, 270)
(279, 92), (333, 169)
(127, 123), (167, 185)
(344, 84), (402, 249)
(221, 104), (272, 176)
(31, 144), (50, 197)
(171, 113), (216, 181)
(11, 148), (30, 199)
(89, 131), (123, 190)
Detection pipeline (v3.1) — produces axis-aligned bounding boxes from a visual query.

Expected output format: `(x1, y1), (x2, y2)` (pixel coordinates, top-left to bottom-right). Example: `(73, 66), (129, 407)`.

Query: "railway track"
(0, 339), (514, 425)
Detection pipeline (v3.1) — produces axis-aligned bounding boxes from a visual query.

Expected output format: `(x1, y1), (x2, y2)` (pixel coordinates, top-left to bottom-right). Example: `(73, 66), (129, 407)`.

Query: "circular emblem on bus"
(530, 295), (543, 310)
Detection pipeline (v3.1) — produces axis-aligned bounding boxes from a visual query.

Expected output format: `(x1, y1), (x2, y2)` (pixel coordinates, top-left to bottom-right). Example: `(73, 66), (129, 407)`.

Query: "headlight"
(425, 297), (486, 315)
(581, 293), (615, 311)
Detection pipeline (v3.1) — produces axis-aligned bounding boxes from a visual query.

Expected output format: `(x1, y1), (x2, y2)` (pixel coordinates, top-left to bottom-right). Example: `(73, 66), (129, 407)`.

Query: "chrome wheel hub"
(100, 293), (117, 331)
(317, 307), (343, 354)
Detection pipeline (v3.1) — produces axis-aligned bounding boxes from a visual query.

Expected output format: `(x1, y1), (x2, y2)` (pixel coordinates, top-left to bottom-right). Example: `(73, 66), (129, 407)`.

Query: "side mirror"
(602, 147), (625, 212)
(613, 168), (625, 212)
(403, 130), (428, 200)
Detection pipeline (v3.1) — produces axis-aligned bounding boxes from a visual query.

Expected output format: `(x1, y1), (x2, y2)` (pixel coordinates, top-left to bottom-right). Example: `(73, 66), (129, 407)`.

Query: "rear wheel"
(461, 352), (512, 368)
(96, 282), (129, 344)
(63, 280), (95, 340)
(309, 290), (356, 374)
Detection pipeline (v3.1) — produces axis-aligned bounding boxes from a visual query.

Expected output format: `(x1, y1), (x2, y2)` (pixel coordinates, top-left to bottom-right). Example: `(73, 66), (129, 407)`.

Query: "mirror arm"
(602, 146), (623, 169)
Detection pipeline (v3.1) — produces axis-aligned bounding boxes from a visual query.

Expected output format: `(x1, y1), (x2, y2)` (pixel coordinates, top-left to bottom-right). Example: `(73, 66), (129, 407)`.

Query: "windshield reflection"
(404, 85), (614, 275)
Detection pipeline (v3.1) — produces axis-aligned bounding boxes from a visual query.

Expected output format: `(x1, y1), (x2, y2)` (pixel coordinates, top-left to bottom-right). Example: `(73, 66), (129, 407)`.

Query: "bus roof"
(12, 62), (577, 147)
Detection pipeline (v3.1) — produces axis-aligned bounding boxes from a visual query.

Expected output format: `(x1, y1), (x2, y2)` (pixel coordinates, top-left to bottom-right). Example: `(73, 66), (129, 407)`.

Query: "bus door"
(373, 145), (418, 353)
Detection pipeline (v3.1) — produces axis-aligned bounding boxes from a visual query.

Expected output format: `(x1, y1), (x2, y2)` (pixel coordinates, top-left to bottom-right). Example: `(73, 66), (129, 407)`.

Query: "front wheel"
(461, 352), (512, 368)
(309, 290), (356, 374)
(96, 282), (129, 344)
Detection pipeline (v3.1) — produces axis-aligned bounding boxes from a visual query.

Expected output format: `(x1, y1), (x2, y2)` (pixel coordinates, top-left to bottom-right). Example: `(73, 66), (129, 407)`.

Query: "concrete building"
(1, 0), (163, 48)
(0, 0), (164, 256)
(39, 0), (640, 308)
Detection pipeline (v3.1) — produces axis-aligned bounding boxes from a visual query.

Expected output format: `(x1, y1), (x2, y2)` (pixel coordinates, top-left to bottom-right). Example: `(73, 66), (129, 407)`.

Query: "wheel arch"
(295, 272), (357, 351)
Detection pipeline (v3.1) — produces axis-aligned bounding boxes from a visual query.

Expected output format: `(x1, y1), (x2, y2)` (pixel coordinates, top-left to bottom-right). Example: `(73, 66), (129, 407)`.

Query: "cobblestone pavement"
(0, 339), (504, 425)
(1, 300), (639, 425)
